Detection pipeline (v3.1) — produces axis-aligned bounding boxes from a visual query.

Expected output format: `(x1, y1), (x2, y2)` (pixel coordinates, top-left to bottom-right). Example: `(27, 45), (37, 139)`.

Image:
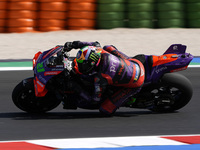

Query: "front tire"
(12, 77), (61, 113)
(149, 73), (193, 112)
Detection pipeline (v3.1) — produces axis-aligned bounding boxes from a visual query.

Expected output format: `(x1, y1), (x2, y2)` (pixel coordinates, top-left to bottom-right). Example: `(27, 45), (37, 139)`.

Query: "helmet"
(74, 46), (102, 74)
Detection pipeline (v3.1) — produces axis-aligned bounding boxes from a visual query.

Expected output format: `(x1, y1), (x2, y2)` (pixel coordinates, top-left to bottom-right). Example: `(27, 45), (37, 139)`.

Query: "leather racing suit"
(68, 41), (145, 115)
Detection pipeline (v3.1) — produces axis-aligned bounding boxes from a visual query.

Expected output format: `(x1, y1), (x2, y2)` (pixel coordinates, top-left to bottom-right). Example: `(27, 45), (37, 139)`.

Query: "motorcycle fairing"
(151, 54), (178, 67)
(33, 46), (65, 97)
(33, 51), (42, 69)
(164, 44), (186, 55)
(34, 76), (48, 97)
(144, 44), (193, 84)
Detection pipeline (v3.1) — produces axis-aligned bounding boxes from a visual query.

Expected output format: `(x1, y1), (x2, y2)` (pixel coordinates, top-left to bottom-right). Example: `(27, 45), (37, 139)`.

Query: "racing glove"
(63, 42), (73, 52)
(64, 41), (100, 52)
(63, 41), (81, 52)
(92, 41), (101, 47)
(72, 41), (101, 48)
(72, 41), (81, 49)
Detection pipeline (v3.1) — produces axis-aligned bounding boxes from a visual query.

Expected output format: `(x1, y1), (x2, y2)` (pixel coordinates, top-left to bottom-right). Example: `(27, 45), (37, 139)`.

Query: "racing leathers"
(66, 41), (145, 115)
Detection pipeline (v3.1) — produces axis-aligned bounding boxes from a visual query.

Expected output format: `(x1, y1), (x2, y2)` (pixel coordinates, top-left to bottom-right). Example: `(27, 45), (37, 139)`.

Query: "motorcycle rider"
(64, 41), (145, 115)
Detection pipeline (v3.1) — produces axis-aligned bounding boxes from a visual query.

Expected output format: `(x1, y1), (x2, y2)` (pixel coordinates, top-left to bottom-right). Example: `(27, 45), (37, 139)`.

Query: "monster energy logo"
(89, 53), (99, 62)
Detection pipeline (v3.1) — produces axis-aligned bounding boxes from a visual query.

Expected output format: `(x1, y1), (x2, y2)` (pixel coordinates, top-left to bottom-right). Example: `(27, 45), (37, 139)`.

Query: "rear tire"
(149, 73), (193, 113)
(12, 77), (61, 113)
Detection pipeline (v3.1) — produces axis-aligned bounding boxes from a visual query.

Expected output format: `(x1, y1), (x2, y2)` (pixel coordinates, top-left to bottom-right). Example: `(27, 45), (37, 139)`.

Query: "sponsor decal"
(173, 45), (178, 50)
(38, 75), (47, 84)
(89, 53), (99, 62)
(37, 62), (45, 73)
(110, 57), (118, 73)
(36, 80), (44, 88)
(155, 66), (167, 74)
(170, 66), (187, 72)
(44, 71), (62, 76)
(52, 68), (64, 71)
(34, 76), (48, 97)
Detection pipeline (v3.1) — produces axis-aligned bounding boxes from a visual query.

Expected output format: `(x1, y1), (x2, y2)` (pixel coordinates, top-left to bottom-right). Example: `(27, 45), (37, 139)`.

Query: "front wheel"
(149, 73), (193, 113)
(12, 77), (61, 113)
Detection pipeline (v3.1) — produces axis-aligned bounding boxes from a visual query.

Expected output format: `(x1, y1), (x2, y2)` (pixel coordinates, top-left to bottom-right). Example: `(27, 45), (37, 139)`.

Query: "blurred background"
(0, 0), (200, 33)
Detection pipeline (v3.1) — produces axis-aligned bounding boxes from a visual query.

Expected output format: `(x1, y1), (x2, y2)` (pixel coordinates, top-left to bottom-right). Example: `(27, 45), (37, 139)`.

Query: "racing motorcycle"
(12, 44), (193, 114)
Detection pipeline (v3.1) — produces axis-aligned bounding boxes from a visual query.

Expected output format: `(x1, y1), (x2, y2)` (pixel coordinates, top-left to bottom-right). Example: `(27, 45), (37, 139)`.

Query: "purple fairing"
(143, 44), (193, 85)
(164, 44), (187, 54)
(33, 46), (65, 86)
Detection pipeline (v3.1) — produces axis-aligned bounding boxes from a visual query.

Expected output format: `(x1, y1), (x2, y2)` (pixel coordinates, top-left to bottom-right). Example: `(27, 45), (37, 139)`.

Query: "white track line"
(0, 67), (32, 71)
(0, 136), (188, 149)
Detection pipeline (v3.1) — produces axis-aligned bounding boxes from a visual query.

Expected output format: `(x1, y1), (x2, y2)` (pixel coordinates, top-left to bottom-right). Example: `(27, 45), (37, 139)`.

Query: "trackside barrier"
(0, 0), (200, 33)
(0, 0), (7, 32)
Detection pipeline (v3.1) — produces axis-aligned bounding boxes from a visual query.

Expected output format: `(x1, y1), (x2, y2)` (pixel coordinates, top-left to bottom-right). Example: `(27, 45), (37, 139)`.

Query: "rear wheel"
(12, 77), (61, 113)
(149, 73), (193, 112)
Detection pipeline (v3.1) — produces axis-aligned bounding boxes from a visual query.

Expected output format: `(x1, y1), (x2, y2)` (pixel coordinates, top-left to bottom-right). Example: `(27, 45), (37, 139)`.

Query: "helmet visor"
(78, 60), (95, 74)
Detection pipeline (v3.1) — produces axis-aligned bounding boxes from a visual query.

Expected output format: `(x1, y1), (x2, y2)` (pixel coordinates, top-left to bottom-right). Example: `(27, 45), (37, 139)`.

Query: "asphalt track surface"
(0, 68), (199, 141)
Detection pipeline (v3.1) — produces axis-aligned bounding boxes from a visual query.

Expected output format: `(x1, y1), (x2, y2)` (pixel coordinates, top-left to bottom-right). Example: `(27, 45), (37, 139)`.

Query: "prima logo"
(155, 67), (167, 74)
(110, 57), (118, 73)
